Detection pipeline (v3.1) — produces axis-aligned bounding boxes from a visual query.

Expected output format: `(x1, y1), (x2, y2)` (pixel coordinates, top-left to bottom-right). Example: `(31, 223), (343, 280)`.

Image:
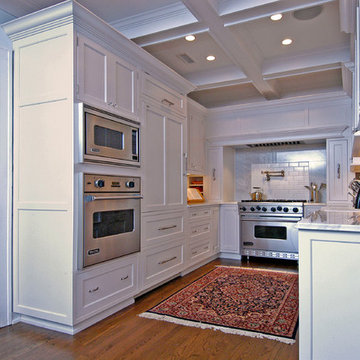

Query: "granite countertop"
(298, 209), (360, 232)
(303, 202), (326, 206)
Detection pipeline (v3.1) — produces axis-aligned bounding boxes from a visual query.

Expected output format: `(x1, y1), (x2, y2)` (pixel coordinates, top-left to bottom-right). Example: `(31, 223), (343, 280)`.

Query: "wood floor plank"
(0, 258), (299, 360)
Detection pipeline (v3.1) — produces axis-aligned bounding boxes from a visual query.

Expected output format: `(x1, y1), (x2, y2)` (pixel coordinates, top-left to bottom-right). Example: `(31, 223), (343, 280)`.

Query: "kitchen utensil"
(249, 187), (263, 201)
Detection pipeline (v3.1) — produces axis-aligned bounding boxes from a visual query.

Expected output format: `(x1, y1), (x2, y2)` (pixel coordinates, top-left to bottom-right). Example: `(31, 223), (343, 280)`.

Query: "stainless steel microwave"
(77, 104), (140, 167)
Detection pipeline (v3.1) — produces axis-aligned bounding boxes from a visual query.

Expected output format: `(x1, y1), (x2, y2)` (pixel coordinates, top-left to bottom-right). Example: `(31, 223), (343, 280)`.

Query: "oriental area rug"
(139, 266), (298, 344)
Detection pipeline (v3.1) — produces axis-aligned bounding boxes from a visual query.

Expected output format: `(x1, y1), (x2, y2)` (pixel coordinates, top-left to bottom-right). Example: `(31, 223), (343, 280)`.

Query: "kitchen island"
(297, 210), (360, 360)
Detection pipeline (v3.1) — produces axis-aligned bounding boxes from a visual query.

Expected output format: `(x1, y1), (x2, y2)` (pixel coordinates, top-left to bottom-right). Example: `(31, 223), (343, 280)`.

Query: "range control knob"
(277, 206), (282, 211)
(293, 207), (299, 213)
(126, 181), (135, 188)
(241, 207), (247, 211)
(256, 206), (261, 211)
(95, 179), (105, 188)
(283, 207), (289, 213)
(262, 207), (267, 212)
(271, 207), (276, 212)
(250, 207), (255, 211)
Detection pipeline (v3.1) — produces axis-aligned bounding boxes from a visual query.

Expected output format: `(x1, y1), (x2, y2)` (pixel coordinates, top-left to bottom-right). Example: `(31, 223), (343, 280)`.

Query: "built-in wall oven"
(77, 104), (140, 167)
(83, 174), (142, 267)
(239, 201), (304, 260)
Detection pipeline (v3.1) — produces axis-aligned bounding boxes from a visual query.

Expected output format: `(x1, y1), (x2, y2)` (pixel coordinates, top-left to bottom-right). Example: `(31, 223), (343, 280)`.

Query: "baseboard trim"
(15, 298), (135, 335)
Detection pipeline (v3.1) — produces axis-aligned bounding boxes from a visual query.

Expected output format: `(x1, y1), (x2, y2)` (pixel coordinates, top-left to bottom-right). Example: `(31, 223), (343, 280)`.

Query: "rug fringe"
(138, 312), (295, 345)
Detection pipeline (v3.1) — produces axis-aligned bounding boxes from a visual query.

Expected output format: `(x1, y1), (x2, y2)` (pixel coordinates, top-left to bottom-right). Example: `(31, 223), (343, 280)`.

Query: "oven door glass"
(93, 209), (134, 238)
(84, 195), (140, 267)
(254, 225), (287, 240)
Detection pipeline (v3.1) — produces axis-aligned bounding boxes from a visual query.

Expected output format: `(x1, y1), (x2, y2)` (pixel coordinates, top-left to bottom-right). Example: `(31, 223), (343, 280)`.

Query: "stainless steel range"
(239, 200), (304, 260)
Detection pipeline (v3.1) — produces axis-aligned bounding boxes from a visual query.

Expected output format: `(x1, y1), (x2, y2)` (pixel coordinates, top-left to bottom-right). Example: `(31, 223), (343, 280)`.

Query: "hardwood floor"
(0, 258), (299, 360)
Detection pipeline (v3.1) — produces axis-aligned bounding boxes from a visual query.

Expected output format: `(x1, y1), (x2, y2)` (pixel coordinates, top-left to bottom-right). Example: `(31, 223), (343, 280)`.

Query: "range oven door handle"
(85, 195), (143, 202)
(240, 216), (301, 222)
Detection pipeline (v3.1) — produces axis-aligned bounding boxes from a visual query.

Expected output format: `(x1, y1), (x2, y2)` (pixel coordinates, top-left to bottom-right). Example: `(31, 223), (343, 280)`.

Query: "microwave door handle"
(85, 195), (143, 202)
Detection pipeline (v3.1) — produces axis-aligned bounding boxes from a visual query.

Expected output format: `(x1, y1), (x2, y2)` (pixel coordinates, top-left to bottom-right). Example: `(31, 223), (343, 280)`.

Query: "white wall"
(235, 145), (327, 202)
(0, 28), (12, 327)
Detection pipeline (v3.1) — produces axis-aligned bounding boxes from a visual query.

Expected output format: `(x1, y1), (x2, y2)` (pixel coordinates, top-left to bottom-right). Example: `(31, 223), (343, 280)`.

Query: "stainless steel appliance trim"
(86, 195), (143, 201)
(86, 112), (138, 161)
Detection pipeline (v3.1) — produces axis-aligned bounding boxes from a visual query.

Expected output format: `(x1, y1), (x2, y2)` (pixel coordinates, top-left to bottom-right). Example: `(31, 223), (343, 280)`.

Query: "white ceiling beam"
(132, 0), (335, 47)
(133, 23), (208, 47)
(223, 0), (334, 26)
(181, 0), (280, 100)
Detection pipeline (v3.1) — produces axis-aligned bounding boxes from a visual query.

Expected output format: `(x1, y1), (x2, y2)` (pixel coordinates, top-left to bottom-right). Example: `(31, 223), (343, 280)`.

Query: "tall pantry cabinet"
(4, 0), (194, 334)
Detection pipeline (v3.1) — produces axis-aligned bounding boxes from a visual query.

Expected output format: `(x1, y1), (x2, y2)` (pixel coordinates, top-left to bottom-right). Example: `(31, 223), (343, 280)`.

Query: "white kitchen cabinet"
(187, 100), (206, 174)
(299, 228), (360, 360)
(212, 206), (220, 253)
(206, 146), (235, 202)
(219, 204), (240, 254)
(186, 205), (219, 269)
(4, 1), (193, 334)
(77, 34), (138, 119)
(326, 138), (350, 205)
(142, 74), (186, 117)
(142, 102), (187, 212)
(139, 240), (185, 291)
(74, 254), (138, 324)
(141, 210), (185, 249)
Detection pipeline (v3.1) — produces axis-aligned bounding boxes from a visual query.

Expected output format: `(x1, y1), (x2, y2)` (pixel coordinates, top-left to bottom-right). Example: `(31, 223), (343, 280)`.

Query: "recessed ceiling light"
(206, 55), (216, 61)
(185, 34), (196, 42)
(282, 38), (293, 46)
(270, 13), (283, 21)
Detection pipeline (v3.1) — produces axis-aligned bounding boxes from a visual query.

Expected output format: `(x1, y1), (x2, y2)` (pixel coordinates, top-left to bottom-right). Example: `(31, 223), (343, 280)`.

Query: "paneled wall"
(235, 144), (327, 202)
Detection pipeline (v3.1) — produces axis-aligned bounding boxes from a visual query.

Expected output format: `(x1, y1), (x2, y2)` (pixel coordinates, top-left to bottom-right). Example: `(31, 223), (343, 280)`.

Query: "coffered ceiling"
(0, 0), (356, 108)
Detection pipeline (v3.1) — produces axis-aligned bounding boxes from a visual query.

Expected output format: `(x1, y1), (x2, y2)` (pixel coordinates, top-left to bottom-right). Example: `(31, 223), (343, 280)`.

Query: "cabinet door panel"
(143, 106), (166, 210)
(77, 36), (108, 106)
(220, 205), (239, 253)
(166, 114), (185, 207)
(110, 56), (137, 117)
(207, 147), (222, 201)
(327, 139), (349, 203)
(188, 112), (205, 173)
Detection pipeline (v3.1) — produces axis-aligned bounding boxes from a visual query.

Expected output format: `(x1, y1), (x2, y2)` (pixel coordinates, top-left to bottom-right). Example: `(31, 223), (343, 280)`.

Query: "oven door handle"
(85, 195), (143, 202)
(240, 216), (301, 222)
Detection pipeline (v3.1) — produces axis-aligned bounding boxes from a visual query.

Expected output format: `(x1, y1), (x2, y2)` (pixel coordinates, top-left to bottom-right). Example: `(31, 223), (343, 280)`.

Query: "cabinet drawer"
(141, 242), (184, 289)
(142, 211), (185, 249)
(189, 239), (212, 265)
(189, 207), (212, 220)
(190, 221), (211, 239)
(75, 255), (137, 322)
(143, 75), (185, 116)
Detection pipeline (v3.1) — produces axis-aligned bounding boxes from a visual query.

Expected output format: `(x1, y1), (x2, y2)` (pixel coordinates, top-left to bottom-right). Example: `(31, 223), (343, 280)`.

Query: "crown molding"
(2, 0), (74, 42)
(110, 3), (196, 39)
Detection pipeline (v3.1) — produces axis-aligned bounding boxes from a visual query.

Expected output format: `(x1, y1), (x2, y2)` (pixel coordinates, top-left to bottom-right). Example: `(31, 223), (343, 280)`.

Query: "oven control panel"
(239, 202), (303, 216)
(84, 174), (141, 193)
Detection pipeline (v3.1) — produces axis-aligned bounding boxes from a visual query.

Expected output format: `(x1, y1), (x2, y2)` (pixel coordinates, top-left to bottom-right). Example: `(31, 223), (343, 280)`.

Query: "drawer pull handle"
(161, 98), (175, 107)
(88, 286), (99, 293)
(158, 225), (177, 231)
(192, 229), (198, 233)
(192, 251), (198, 255)
(191, 213), (197, 217)
(158, 256), (177, 265)
(204, 227), (209, 231)
(121, 275), (129, 281)
(204, 211), (209, 215)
